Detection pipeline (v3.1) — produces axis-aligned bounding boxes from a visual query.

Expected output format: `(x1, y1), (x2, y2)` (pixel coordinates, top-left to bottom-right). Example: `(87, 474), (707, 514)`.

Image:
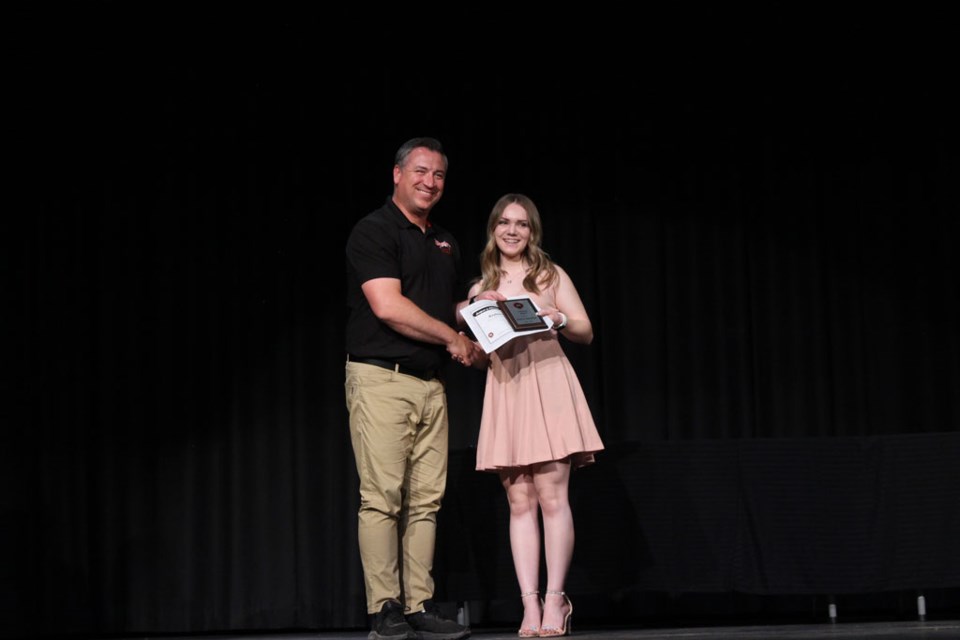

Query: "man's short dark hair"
(395, 137), (447, 168)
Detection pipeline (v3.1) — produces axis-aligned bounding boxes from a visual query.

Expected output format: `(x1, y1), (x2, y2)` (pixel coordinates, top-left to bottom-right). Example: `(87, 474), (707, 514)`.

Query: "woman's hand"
(537, 306), (567, 331)
(472, 290), (507, 303)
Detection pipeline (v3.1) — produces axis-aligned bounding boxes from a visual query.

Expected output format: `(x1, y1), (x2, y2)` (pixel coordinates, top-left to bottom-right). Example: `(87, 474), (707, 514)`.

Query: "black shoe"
(369, 600), (417, 640)
(406, 600), (471, 640)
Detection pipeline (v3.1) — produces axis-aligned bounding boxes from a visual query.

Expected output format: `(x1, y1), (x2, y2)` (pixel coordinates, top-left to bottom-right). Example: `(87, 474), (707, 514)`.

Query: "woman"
(466, 194), (604, 637)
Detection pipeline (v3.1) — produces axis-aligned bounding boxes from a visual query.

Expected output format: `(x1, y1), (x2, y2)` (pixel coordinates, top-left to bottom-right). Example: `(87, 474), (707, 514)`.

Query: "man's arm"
(362, 277), (481, 364)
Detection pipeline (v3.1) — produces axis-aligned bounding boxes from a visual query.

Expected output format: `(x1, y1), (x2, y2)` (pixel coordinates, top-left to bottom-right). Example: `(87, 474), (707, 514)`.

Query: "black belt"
(347, 355), (438, 381)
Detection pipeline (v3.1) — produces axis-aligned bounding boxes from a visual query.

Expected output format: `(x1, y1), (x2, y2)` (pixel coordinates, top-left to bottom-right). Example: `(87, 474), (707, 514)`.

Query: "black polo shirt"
(345, 197), (466, 372)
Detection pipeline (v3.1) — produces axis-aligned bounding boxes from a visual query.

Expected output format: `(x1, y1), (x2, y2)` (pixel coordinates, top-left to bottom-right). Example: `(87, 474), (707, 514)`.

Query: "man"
(344, 137), (480, 640)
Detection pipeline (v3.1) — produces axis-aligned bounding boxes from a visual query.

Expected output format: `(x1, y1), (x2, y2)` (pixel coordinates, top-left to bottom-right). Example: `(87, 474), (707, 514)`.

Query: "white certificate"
(460, 296), (554, 354)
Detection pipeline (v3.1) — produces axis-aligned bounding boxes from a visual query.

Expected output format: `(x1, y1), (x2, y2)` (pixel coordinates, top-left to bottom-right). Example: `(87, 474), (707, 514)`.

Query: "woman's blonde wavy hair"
(477, 193), (558, 295)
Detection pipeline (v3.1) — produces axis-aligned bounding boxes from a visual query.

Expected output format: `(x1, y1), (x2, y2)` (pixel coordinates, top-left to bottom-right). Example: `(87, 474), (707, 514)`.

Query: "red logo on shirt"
(434, 239), (452, 254)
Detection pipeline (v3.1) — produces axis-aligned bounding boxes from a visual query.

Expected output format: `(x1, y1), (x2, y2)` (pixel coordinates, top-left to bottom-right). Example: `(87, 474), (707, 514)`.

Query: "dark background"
(8, 5), (960, 638)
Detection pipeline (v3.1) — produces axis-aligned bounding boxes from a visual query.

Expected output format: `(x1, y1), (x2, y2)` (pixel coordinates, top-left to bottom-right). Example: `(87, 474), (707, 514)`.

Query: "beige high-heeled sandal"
(539, 590), (573, 637)
(517, 590), (541, 638)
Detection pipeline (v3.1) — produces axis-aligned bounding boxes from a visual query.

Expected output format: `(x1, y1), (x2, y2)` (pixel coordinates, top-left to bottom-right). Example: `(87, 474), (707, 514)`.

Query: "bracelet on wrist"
(556, 312), (568, 330)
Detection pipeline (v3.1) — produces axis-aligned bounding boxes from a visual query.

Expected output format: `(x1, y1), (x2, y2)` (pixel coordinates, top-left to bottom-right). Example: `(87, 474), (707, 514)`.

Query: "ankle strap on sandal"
(521, 590), (540, 598)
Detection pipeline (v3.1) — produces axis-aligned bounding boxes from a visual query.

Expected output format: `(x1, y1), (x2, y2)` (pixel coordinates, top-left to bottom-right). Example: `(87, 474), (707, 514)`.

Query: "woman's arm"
(548, 265), (593, 345)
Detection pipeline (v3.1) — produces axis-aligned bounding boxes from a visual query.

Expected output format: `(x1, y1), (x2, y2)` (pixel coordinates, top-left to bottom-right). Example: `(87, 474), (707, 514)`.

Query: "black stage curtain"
(8, 7), (960, 639)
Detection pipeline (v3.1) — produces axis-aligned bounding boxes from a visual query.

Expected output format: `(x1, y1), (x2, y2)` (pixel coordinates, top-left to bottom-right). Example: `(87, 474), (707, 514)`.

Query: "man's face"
(393, 147), (446, 217)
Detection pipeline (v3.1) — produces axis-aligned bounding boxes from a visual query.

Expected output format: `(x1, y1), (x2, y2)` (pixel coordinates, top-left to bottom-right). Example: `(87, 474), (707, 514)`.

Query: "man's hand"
(448, 332), (484, 367)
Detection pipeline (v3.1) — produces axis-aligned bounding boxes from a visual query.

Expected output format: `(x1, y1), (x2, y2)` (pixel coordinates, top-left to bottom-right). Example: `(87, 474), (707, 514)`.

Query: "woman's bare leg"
(533, 460), (573, 632)
(501, 468), (543, 634)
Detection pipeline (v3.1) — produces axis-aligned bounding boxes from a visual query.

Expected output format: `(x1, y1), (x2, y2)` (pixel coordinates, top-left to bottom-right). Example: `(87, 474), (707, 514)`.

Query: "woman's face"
(494, 203), (531, 261)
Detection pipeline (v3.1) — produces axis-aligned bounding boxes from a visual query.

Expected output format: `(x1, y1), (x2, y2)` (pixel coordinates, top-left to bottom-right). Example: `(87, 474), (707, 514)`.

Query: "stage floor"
(94, 620), (960, 640)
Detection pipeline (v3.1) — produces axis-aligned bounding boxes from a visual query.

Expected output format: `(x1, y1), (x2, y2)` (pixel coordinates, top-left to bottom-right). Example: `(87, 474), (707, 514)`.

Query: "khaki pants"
(345, 360), (449, 615)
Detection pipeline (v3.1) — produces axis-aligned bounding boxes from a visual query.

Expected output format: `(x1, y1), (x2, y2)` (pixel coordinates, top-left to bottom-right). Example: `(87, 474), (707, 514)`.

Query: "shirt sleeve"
(346, 217), (400, 284)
